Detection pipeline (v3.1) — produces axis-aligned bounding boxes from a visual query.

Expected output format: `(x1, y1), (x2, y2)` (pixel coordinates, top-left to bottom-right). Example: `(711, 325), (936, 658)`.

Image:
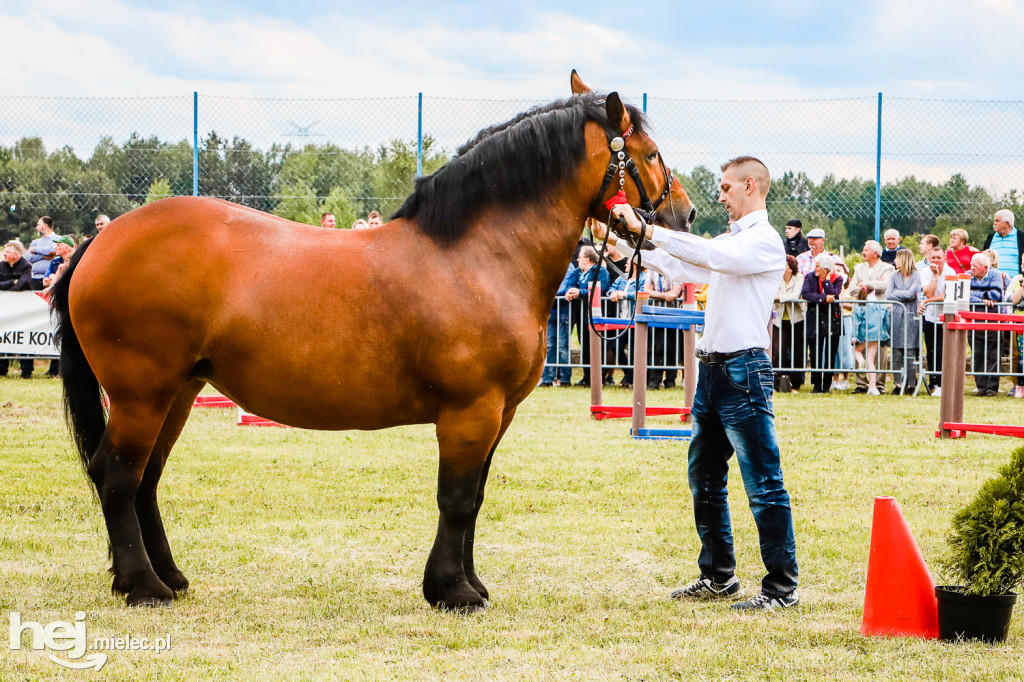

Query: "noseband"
(587, 122), (675, 225)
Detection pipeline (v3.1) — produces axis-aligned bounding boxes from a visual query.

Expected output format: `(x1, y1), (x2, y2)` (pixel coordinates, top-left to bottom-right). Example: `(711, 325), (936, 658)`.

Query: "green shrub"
(942, 445), (1024, 596)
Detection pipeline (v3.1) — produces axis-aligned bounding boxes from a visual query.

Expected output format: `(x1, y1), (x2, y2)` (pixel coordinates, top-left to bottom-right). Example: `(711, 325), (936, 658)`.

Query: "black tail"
(49, 238), (106, 482)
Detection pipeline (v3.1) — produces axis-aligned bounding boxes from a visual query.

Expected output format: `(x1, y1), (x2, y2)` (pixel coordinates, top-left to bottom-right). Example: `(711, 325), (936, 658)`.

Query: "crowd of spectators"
(538, 212), (1024, 398)
(1, 215), (84, 378)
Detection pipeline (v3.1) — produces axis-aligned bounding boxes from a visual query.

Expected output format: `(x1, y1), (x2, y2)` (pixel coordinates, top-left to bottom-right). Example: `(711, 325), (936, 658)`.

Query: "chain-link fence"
(3, 92), (1024, 249)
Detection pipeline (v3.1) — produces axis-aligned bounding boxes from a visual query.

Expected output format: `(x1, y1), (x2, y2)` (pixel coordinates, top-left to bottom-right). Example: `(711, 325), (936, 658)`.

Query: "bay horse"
(50, 72), (696, 612)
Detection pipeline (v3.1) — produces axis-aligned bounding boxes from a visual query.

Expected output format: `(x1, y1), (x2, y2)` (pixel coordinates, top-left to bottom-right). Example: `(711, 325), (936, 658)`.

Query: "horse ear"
(605, 92), (630, 134)
(570, 69), (591, 95)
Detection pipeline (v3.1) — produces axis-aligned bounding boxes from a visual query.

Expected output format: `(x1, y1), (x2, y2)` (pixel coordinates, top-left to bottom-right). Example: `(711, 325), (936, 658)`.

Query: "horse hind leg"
(462, 407), (517, 602)
(91, 392), (181, 606)
(424, 398), (505, 613)
(134, 379), (205, 596)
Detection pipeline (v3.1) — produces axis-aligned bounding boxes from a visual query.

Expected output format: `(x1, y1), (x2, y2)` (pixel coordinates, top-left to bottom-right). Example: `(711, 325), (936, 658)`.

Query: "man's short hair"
(5, 239), (26, 255)
(578, 245), (599, 264)
(720, 156), (770, 198)
(883, 228), (900, 240)
(864, 240), (883, 256)
(785, 219), (802, 229)
(321, 212), (335, 220)
(813, 253), (835, 270)
(921, 234), (940, 249)
(96, 214), (110, 222)
(367, 210), (381, 221)
(39, 216), (54, 229)
(971, 252), (991, 267)
(995, 209), (1015, 227)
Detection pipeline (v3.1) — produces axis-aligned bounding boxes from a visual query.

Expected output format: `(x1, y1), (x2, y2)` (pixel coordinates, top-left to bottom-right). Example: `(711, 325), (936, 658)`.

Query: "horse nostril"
(688, 207), (696, 225)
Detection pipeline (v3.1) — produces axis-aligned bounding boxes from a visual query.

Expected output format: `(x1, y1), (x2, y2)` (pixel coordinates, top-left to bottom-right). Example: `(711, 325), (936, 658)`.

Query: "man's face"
(785, 224), (800, 238)
(577, 254), (592, 271)
(971, 259), (988, 279)
(994, 217), (1013, 236)
(918, 238), (933, 255)
(368, 215), (383, 228)
(884, 232), (900, 250)
(2, 246), (19, 264)
(55, 242), (73, 258)
(862, 244), (878, 262)
(807, 237), (824, 254)
(717, 168), (749, 222)
(35, 219), (49, 235)
(321, 214), (336, 229)
(95, 216), (110, 232)
(929, 249), (945, 270)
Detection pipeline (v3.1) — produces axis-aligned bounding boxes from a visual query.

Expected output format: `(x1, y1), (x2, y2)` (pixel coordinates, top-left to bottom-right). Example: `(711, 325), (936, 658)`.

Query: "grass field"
(2, 374), (1023, 680)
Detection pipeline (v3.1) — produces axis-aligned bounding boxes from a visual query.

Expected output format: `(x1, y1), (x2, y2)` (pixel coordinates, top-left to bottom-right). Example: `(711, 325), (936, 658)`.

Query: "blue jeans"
(541, 308), (571, 384)
(688, 349), (798, 597)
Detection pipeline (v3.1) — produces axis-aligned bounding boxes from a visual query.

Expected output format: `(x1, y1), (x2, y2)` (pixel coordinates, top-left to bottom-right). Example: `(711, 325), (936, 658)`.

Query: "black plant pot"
(935, 586), (1017, 643)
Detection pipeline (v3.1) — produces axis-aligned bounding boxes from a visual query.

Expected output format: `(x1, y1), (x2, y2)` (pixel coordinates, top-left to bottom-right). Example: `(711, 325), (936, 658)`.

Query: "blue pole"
(874, 92), (881, 242)
(193, 92), (199, 197)
(416, 92), (423, 177)
(642, 92), (647, 114)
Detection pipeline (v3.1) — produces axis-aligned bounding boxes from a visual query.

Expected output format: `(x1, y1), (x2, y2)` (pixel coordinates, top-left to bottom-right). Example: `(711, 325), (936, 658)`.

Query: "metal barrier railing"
(540, 296), (1024, 392)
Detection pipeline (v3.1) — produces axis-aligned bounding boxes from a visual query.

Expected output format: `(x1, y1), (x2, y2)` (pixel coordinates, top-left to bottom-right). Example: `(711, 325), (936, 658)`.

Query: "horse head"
(571, 70), (696, 233)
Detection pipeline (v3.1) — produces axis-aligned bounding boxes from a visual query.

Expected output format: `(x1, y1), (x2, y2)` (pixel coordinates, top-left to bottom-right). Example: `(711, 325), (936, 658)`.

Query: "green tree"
(145, 178), (173, 205)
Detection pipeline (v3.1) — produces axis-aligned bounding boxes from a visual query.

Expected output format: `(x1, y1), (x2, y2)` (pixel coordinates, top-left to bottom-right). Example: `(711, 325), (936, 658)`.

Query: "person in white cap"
(796, 228), (835, 277)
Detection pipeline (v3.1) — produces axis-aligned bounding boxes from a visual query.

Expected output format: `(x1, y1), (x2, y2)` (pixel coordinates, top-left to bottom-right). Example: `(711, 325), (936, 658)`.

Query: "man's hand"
(589, 220), (612, 244)
(609, 205), (650, 239)
(565, 288), (580, 301)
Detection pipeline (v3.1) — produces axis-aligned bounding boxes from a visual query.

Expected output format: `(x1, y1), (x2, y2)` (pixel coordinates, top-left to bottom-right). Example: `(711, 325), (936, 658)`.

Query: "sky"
(3, 0), (1024, 101)
(4, 0), (1024, 196)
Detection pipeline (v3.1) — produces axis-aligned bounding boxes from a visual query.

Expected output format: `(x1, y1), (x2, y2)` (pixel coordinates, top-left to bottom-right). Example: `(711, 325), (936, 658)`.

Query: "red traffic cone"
(861, 496), (938, 638)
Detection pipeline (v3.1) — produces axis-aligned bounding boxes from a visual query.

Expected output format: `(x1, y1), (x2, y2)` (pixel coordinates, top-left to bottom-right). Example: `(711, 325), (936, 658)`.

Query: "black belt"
(696, 348), (759, 365)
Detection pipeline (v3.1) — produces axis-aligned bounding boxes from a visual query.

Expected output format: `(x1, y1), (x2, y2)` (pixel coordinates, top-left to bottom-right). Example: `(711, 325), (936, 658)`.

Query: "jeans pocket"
(722, 357), (750, 393)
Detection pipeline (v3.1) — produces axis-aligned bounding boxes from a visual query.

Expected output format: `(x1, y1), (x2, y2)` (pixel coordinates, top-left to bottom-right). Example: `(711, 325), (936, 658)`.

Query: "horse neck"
(460, 197), (587, 304)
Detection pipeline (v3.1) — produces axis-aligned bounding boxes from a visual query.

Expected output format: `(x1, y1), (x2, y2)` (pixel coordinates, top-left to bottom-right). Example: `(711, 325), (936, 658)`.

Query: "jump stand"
(629, 306), (704, 440)
(937, 309), (1024, 439)
(237, 407), (288, 427)
(193, 395), (238, 408)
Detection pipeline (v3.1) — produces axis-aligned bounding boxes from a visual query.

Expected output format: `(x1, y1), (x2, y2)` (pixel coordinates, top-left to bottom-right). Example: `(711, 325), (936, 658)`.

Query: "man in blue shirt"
(539, 264), (576, 387)
(27, 216), (60, 291)
(564, 246), (609, 387)
(984, 209), (1024, 279)
(969, 252), (1006, 396)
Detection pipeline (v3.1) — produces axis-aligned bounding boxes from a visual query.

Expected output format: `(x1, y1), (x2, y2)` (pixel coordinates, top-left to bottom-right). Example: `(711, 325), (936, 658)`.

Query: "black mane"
(392, 92), (647, 246)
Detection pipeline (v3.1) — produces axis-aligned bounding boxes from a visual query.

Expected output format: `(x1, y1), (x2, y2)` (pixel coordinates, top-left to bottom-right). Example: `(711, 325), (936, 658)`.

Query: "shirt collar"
(729, 209), (769, 235)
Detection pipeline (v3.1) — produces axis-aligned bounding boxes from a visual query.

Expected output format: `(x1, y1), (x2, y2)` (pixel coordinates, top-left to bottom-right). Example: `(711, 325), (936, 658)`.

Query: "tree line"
(1, 134), (1017, 250)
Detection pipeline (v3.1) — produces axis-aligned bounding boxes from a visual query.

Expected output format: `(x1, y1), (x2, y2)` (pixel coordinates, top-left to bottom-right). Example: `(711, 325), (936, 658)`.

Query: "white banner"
(0, 292), (58, 357)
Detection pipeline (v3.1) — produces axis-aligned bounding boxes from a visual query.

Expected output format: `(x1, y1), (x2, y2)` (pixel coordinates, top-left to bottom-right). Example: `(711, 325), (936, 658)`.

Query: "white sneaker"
(931, 386), (942, 397)
(830, 380), (839, 391)
(838, 380), (850, 391)
(867, 387), (880, 396)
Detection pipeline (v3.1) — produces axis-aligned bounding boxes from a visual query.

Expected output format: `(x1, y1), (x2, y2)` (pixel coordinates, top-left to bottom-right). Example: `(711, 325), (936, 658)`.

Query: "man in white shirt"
(600, 156), (798, 611)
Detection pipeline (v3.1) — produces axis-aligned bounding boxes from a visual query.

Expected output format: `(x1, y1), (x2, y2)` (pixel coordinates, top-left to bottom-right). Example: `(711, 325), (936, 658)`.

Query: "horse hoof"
(121, 575), (175, 607)
(159, 571), (190, 595)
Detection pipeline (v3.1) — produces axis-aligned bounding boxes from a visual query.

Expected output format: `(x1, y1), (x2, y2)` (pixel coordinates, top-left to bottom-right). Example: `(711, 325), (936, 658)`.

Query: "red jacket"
(947, 245), (979, 275)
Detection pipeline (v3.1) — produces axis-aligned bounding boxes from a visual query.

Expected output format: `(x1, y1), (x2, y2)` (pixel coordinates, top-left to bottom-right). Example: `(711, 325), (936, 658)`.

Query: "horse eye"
(647, 152), (658, 162)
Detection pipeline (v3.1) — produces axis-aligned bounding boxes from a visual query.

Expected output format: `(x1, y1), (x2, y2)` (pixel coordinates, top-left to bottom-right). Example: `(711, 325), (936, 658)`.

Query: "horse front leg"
(462, 407), (516, 601)
(424, 400), (504, 613)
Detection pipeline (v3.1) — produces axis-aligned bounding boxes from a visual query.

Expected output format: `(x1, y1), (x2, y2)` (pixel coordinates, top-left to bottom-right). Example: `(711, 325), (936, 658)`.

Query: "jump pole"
(937, 274), (969, 439)
(589, 281), (604, 407)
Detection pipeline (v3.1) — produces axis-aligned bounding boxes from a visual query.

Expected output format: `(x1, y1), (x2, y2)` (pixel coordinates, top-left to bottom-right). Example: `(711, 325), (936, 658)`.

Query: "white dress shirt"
(640, 209), (786, 353)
